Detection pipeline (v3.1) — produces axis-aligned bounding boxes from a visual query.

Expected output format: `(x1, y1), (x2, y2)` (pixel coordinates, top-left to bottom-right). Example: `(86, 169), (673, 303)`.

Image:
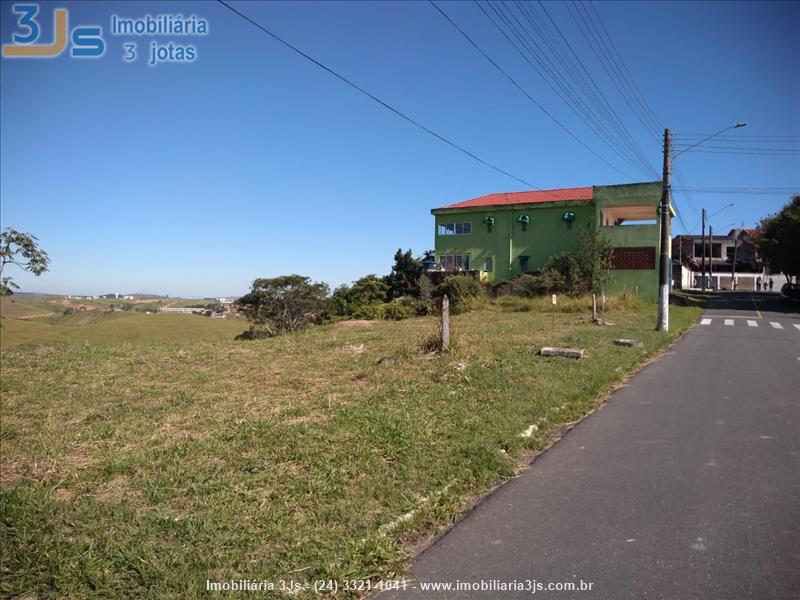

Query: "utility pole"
(709, 226), (714, 290)
(731, 230), (739, 290)
(701, 208), (706, 292)
(657, 128), (671, 331)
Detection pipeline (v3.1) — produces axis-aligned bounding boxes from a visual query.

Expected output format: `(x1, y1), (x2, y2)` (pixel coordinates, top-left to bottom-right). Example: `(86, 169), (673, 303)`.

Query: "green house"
(431, 181), (672, 301)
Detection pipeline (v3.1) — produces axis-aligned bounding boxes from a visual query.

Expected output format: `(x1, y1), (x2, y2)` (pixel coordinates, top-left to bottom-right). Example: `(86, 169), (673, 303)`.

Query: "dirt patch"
(17, 311), (56, 320)
(284, 411), (330, 425)
(93, 475), (137, 503)
(336, 320), (378, 328)
(54, 488), (76, 502)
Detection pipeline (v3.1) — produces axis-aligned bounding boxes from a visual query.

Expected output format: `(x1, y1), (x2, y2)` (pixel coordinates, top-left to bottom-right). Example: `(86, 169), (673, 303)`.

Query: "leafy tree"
(758, 195), (800, 280)
(385, 249), (422, 299)
(574, 224), (614, 292)
(348, 274), (389, 306)
(0, 228), (50, 295)
(327, 275), (388, 318)
(509, 224), (613, 296)
(541, 224), (613, 295)
(235, 275), (329, 339)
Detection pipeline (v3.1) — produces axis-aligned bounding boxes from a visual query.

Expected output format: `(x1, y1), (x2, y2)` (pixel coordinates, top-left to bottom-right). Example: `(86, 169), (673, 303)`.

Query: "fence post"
(601, 291), (606, 313)
(441, 295), (450, 352)
(592, 293), (597, 322)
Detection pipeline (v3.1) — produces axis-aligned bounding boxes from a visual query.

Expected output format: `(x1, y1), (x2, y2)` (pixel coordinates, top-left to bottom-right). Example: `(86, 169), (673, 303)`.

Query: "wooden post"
(592, 293), (597, 322)
(551, 294), (557, 328)
(441, 294), (450, 352)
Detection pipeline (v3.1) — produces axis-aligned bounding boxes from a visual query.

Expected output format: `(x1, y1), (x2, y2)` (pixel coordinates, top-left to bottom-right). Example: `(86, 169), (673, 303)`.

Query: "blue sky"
(1, 0), (798, 297)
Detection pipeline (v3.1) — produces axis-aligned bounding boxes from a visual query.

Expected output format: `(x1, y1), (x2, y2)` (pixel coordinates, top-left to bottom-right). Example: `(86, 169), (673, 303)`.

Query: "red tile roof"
(438, 186), (594, 210)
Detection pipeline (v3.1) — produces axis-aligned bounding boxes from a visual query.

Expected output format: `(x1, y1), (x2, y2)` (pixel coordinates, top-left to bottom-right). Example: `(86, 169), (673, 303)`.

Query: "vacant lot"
(1, 295), (246, 349)
(0, 297), (700, 598)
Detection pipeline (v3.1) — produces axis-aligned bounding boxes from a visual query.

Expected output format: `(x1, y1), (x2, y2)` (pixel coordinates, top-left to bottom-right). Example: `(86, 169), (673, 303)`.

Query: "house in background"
(672, 228), (769, 290)
(430, 181), (670, 301)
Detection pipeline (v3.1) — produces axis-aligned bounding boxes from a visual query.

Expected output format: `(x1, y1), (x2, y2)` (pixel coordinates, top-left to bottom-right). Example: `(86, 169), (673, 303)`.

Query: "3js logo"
(2, 4), (105, 58)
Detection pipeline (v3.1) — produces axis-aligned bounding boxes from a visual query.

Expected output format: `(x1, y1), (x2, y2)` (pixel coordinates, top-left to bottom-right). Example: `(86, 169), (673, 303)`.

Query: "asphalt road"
(382, 292), (800, 599)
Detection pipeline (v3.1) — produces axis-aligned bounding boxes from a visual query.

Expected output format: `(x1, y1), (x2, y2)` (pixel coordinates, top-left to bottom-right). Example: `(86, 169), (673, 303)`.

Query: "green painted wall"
(594, 182), (666, 301)
(431, 182), (669, 300)
(432, 202), (594, 283)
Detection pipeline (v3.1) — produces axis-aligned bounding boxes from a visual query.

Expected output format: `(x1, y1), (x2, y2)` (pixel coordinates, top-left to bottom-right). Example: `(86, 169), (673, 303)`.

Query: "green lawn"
(0, 297), (701, 599)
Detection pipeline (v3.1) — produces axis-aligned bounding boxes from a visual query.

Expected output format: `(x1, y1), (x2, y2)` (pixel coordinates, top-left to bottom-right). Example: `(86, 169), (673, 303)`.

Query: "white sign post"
(551, 294), (557, 327)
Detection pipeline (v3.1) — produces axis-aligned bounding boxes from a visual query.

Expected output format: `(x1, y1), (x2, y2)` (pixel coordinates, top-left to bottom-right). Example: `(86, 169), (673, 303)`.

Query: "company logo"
(2, 4), (105, 59)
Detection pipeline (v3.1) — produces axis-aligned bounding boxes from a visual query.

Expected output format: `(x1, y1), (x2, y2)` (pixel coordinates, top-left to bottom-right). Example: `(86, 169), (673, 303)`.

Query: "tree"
(574, 223), (614, 293)
(0, 228), (50, 295)
(385, 249), (422, 299)
(348, 274), (388, 306)
(758, 195), (800, 280)
(235, 275), (330, 338)
(515, 223), (613, 296)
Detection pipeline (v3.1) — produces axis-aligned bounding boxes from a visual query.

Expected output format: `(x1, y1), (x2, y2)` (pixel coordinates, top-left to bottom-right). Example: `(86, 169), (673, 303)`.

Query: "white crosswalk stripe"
(724, 319), (734, 326)
(700, 318), (712, 325)
(746, 320), (758, 327)
(770, 322), (783, 329)
(794, 324), (800, 331)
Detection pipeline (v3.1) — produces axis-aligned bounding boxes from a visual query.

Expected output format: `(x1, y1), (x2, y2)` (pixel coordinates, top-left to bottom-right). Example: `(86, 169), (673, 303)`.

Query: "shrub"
(381, 301), (414, 321)
(509, 274), (537, 296)
(433, 275), (484, 310)
(350, 303), (384, 320)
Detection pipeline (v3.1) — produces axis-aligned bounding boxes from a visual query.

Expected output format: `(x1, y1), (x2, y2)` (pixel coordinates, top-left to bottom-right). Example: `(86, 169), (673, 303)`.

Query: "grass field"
(0, 296), (701, 598)
(1, 295), (246, 349)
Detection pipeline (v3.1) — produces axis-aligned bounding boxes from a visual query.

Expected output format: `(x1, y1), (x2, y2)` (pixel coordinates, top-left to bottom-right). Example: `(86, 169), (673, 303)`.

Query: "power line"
(477, 0), (658, 178)
(215, 0), (545, 191)
(499, 1), (658, 177)
(677, 149), (800, 156)
(568, 1), (661, 140)
(673, 187), (799, 195)
(582, 1), (662, 137)
(673, 144), (800, 152)
(428, 0), (640, 182)
(513, 0), (658, 178)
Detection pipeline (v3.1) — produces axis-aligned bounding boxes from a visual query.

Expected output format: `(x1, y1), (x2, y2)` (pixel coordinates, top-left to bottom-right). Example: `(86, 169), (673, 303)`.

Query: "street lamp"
(673, 123), (747, 159)
(657, 122), (746, 331)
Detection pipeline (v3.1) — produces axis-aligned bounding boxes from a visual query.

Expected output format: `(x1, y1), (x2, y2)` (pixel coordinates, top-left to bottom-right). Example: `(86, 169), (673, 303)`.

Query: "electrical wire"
(428, 0), (641, 183)
(215, 0), (547, 191)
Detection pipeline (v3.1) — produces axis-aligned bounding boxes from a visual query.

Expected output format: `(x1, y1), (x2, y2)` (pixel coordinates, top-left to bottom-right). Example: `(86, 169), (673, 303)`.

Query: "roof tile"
(439, 186), (593, 210)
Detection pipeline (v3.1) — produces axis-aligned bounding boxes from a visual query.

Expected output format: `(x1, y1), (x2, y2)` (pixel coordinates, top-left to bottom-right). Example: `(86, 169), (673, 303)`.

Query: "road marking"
(700, 318), (712, 325)
(724, 319), (734, 326)
(770, 322), (783, 329)
(750, 293), (762, 318)
(794, 324), (800, 331)
(747, 320), (758, 327)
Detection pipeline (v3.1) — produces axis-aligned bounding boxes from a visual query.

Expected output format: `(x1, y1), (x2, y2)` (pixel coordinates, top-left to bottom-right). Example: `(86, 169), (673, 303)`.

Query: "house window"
(693, 242), (723, 258)
(440, 254), (471, 271)
(438, 222), (472, 236)
(726, 247), (735, 260)
(484, 257), (493, 273)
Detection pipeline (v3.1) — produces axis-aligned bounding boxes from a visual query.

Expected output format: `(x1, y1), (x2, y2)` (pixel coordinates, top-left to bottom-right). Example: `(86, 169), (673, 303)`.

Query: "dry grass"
(0, 298), (701, 598)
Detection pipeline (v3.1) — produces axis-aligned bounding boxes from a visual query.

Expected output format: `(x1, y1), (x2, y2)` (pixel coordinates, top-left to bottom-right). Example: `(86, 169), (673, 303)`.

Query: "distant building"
(671, 228), (772, 290)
